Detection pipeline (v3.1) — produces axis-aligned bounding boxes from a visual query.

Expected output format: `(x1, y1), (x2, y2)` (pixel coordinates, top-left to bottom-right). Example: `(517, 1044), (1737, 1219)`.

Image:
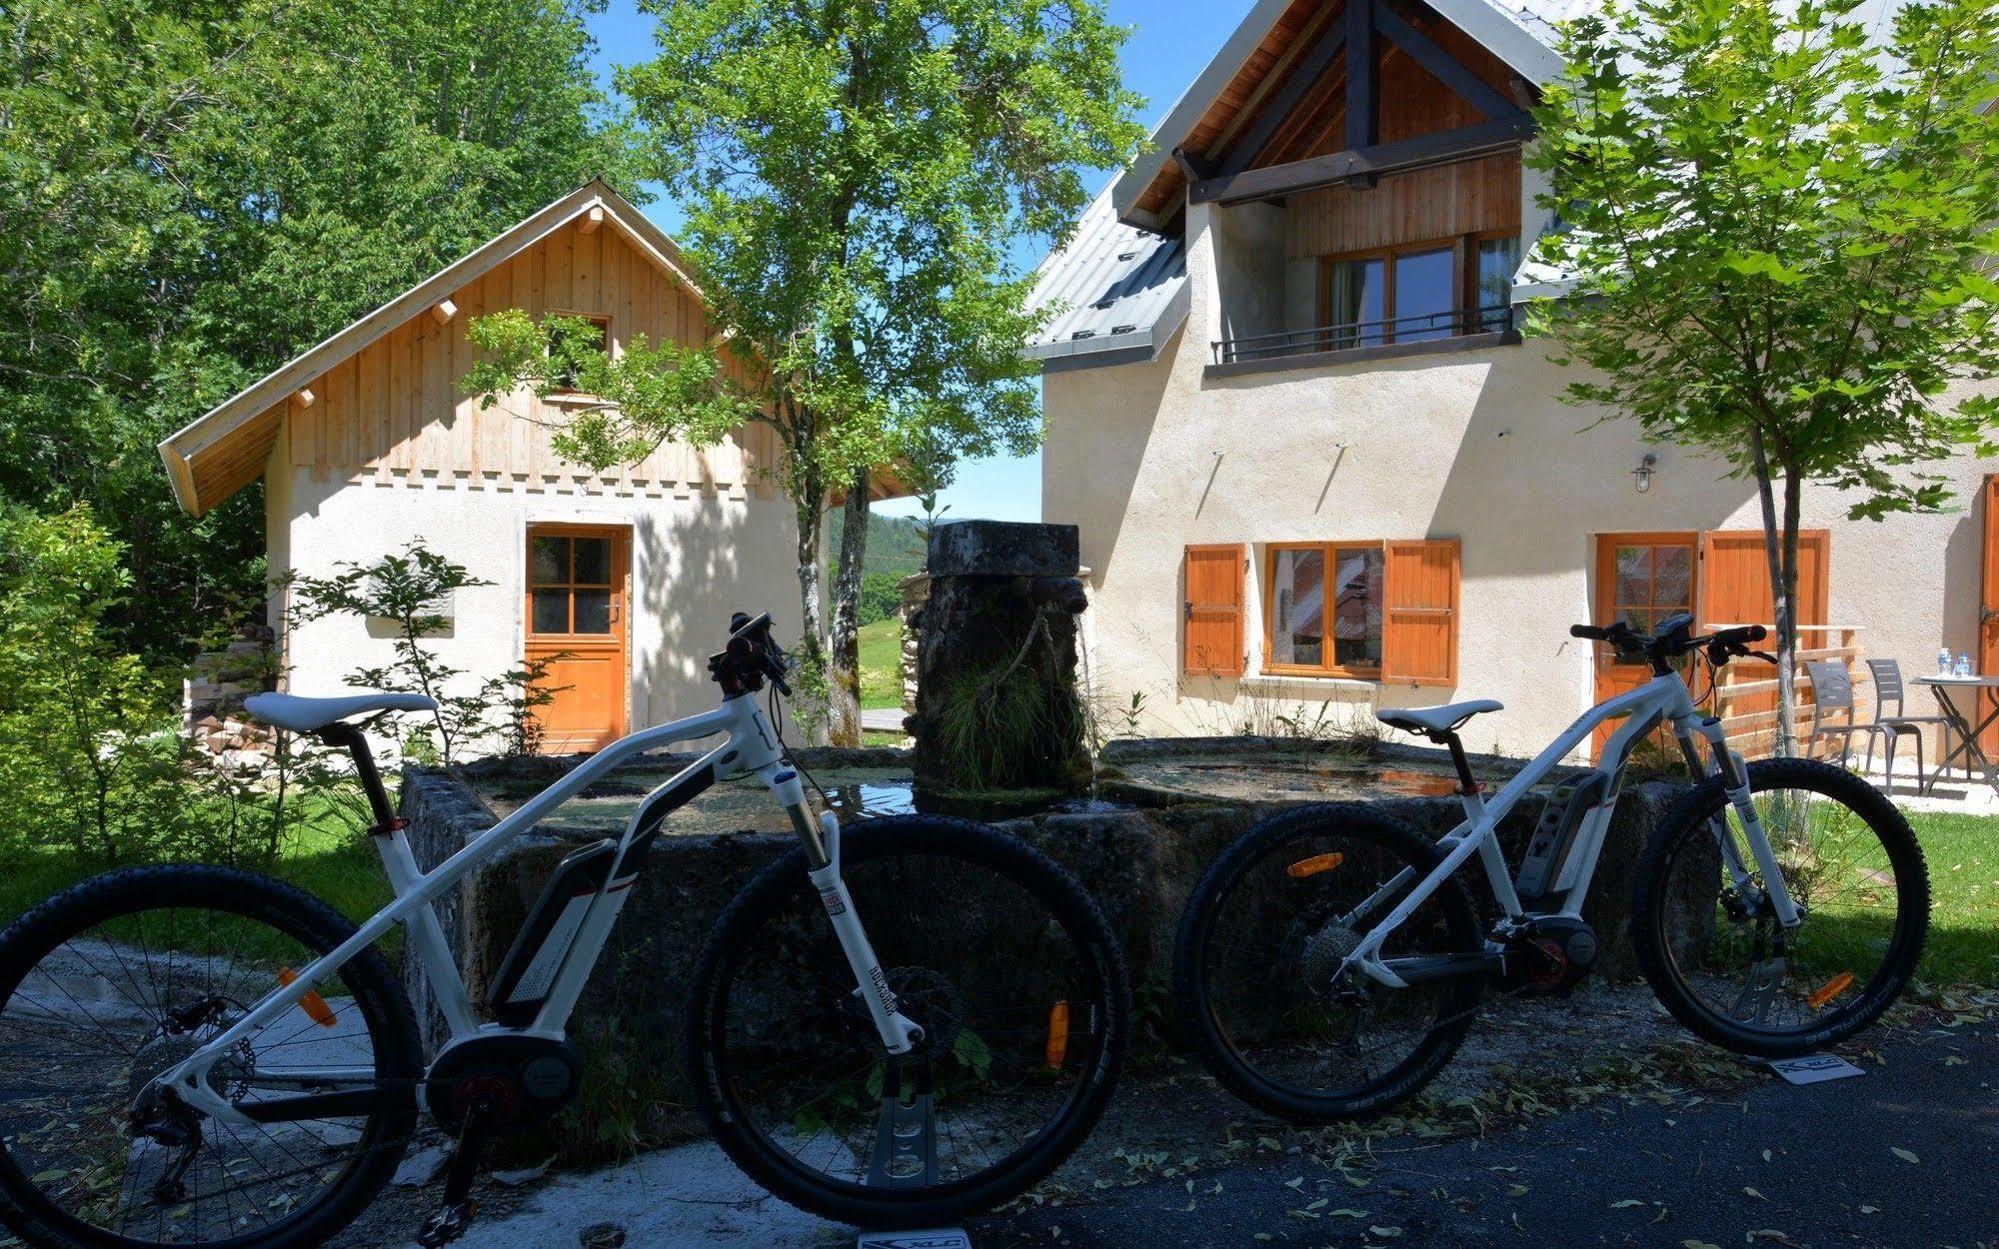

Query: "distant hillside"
(827, 510), (928, 580)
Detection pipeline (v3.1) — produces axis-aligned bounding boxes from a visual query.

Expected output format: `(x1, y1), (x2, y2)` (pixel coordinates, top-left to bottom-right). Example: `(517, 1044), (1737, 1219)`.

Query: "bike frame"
(1342, 668), (1802, 990)
(153, 690), (924, 1126)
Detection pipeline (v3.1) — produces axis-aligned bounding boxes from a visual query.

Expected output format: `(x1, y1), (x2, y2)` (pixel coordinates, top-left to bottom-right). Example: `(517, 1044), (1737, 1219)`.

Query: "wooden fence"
(1704, 623), (1867, 761)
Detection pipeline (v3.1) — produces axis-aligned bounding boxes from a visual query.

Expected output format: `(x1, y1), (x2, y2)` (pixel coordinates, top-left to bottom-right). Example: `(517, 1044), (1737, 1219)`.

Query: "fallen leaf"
(1610, 1199), (1646, 1209)
(1891, 1147), (1920, 1164)
(1744, 1186), (1765, 1200)
(1508, 1184), (1529, 1197)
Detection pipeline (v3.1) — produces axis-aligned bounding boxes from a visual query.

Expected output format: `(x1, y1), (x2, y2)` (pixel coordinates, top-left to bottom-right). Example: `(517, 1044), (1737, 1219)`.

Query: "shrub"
(857, 571), (903, 628)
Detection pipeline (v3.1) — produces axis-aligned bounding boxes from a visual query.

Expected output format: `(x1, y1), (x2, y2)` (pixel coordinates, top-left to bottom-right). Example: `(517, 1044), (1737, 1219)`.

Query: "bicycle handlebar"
(1571, 617), (1770, 670)
(711, 611), (792, 696)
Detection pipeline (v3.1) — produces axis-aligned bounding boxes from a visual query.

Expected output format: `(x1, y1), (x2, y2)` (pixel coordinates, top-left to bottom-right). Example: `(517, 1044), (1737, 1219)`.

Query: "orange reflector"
(278, 967), (337, 1028)
(1045, 1001), (1071, 1070)
(1807, 972), (1855, 1010)
(1287, 852), (1345, 878)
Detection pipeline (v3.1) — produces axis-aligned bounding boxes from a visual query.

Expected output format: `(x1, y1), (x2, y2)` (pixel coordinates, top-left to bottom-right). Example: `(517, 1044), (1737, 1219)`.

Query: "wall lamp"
(1633, 452), (1658, 494)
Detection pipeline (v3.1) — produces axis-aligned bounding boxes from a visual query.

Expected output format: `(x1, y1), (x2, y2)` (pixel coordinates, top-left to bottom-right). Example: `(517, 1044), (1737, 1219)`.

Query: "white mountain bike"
(1176, 613), (1929, 1122)
(0, 612), (1129, 1247)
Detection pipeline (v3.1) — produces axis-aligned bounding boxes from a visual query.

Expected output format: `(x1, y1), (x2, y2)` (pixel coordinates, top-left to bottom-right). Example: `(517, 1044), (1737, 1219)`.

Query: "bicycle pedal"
(417, 1199), (477, 1247)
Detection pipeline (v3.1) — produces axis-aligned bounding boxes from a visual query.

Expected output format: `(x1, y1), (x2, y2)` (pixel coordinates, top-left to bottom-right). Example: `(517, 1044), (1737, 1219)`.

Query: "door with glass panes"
(1591, 532), (1697, 758)
(525, 524), (630, 753)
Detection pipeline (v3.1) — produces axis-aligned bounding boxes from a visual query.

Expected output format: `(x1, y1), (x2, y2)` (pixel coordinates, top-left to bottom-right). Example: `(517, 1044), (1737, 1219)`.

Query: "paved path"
(860, 707), (905, 733)
(407, 1020), (1997, 1249)
(982, 1021), (1999, 1249)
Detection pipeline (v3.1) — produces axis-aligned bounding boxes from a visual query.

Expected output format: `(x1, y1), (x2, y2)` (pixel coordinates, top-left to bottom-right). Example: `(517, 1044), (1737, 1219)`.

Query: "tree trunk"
(1751, 429), (1799, 759)
(793, 459), (828, 716)
(827, 465), (872, 746)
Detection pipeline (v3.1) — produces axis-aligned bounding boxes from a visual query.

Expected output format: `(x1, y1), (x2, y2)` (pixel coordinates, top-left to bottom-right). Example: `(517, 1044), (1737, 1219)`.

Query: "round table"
(1911, 674), (1999, 793)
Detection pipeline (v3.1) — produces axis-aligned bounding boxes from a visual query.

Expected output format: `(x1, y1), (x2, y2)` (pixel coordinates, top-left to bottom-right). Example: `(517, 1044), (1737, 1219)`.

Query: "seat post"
(315, 721), (402, 835)
(1433, 730), (1480, 796)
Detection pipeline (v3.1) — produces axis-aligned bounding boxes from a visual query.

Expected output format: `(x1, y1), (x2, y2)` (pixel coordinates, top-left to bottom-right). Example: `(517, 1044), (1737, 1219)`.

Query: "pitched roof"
(1024, 182), (1190, 370)
(1033, 0), (1559, 373)
(157, 179), (699, 516)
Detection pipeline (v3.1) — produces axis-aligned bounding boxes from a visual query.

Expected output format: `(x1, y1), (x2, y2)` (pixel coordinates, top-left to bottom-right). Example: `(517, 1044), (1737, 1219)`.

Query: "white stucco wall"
(1044, 207), (1993, 760)
(268, 441), (806, 755)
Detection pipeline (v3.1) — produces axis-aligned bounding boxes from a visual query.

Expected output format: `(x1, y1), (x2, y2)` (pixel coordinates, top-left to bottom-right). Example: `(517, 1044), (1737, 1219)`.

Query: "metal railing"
(1211, 303), (1513, 366)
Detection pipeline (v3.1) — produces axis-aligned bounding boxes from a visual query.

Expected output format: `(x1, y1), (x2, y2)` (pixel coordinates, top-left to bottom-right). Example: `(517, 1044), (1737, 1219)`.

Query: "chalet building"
(1029, 0), (1991, 761)
(159, 181), (836, 753)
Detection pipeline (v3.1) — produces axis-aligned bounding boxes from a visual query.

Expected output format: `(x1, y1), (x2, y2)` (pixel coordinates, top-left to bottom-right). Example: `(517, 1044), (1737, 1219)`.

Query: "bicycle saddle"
(1375, 699), (1503, 736)
(244, 690), (438, 732)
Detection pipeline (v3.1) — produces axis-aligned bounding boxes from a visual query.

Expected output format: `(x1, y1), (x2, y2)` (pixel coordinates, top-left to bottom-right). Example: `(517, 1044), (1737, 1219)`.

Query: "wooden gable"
(274, 216), (778, 503)
(1130, 0), (1534, 227)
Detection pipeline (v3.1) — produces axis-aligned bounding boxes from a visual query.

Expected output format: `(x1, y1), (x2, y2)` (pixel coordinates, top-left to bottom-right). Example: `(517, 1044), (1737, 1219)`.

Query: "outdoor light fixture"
(1633, 452), (1658, 494)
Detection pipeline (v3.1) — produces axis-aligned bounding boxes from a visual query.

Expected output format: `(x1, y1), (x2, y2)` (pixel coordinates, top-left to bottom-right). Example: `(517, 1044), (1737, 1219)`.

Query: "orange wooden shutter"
(1699, 529), (1829, 629)
(1184, 544), (1246, 677)
(1382, 539), (1460, 687)
(1978, 476), (1999, 754)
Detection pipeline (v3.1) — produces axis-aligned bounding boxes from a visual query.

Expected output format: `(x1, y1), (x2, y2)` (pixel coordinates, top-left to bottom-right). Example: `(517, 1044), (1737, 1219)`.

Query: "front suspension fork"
(771, 768), (925, 1055)
(1678, 721), (1802, 928)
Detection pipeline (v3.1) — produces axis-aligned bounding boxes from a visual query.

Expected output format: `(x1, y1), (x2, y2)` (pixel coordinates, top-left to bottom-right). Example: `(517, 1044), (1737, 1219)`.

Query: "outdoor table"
(1911, 674), (1999, 793)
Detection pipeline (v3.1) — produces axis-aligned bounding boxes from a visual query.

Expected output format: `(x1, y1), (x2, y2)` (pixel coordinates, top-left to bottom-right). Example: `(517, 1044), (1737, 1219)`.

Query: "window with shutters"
(1260, 539), (1459, 685)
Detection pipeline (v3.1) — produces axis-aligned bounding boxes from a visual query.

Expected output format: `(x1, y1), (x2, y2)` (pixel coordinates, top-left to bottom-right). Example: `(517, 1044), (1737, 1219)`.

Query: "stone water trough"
(399, 737), (1699, 1144)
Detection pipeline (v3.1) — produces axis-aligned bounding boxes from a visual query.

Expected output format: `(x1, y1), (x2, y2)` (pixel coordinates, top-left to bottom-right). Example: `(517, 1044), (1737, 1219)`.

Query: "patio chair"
(1864, 657), (1952, 791)
(1805, 661), (1902, 787)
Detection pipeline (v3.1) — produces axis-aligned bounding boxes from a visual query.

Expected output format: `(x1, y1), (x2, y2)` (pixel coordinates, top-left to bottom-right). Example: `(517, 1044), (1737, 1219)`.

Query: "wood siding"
(1285, 152), (1519, 258)
(269, 217), (778, 501)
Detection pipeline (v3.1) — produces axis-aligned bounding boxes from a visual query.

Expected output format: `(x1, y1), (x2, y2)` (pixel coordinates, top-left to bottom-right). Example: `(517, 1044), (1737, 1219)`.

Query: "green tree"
(465, 0), (1144, 742)
(1528, 0), (1999, 754)
(0, 0), (639, 661)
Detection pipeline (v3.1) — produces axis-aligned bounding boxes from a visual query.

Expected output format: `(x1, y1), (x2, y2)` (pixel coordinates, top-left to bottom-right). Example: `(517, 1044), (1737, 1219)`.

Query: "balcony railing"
(1211, 303), (1513, 367)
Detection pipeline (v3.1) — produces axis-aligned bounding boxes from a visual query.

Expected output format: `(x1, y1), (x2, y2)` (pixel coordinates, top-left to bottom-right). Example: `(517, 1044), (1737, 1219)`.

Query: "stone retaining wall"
(397, 757), (1695, 1125)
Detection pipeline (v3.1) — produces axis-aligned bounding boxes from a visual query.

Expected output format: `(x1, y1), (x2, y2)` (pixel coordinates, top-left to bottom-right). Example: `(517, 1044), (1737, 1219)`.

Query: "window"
(1315, 232), (1523, 350)
(529, 532), (617, 636)
(546, 313), (611, 393)
(1473, 234), (1519, 333)
(1265, 543), (1388, 677)
(1607, 539), (1694, 639)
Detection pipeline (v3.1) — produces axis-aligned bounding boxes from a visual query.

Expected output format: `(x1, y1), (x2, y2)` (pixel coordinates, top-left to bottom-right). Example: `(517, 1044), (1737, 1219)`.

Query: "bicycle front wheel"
(1632, 756), (1929, 1057)
(683, 815), (1128, 1229)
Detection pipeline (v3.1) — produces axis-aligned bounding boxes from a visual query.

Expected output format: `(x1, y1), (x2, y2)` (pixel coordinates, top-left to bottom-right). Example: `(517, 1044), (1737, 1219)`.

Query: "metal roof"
(1024, 181), (1189, 372)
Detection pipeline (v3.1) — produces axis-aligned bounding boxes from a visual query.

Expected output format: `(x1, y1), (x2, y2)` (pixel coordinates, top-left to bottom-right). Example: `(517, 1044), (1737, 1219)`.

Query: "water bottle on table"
(1956, 652), (1973, 678)
(1940, 647), (1953, 676)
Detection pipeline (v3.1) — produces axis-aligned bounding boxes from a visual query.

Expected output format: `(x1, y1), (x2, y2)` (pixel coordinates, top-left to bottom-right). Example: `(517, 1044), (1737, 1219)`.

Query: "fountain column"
(910, 520), (1091, 808)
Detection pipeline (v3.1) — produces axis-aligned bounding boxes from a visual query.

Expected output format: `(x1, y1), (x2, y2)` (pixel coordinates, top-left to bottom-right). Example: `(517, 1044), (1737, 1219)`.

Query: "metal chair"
(1805, 661), (1903, 788)
(1865, 658), (1951, 791)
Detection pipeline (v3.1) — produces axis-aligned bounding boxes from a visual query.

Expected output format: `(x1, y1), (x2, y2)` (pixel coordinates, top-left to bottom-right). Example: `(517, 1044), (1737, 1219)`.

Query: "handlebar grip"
(1571, 624), (1608, 640)
(1743, 624), (1768, 642)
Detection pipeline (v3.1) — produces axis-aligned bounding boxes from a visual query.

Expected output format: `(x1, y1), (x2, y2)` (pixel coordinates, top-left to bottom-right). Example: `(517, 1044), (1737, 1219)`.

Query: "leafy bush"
(857, 571), (903, 628)
(290, 543), (568, 765)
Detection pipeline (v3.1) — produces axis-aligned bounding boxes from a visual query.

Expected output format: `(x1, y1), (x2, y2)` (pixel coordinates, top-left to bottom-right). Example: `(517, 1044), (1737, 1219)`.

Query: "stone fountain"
(907, 520), (1091, 810)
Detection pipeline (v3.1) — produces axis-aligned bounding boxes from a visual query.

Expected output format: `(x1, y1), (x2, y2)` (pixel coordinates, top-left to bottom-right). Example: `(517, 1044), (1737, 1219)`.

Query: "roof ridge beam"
(1188, 111), (1533, 205)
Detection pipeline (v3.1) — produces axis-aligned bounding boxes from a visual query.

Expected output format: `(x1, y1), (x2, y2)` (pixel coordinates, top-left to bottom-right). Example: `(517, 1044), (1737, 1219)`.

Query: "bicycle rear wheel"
(1174, 804), (1484, 1123)
(683, 815), (1128, 1229)
(0, 865), (420, 1249)
(1632, 757), (1929, 1057)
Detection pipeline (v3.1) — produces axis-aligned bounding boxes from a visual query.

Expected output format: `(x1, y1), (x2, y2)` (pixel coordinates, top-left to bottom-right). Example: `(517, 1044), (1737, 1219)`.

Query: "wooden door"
(1979, 475), (1999, 754)
(1591, 532), (1698, 756)
(525, 524), (630, 753)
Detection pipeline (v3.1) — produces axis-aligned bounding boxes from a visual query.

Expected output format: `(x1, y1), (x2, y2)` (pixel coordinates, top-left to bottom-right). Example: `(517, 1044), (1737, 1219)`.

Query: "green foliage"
(0, 508), (359, 869)
(1528, 0), (1999, 509)
(290, 544), (569, 765)
(0, 0), (641, 662)
(828, 511), (929, 580)
(1527, 0), (1999, 750)
(857, 572), (903, 628)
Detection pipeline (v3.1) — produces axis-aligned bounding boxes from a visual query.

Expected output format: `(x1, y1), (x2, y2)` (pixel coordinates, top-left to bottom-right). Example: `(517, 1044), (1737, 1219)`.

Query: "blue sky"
(581, 0), (1253, 522)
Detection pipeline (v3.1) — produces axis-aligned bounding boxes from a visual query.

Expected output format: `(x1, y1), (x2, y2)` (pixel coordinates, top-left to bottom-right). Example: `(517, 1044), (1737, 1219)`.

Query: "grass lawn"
(1904, 809), (1999, 986)
(0, 797), (393, 932)
(858, 616), (902, 710)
